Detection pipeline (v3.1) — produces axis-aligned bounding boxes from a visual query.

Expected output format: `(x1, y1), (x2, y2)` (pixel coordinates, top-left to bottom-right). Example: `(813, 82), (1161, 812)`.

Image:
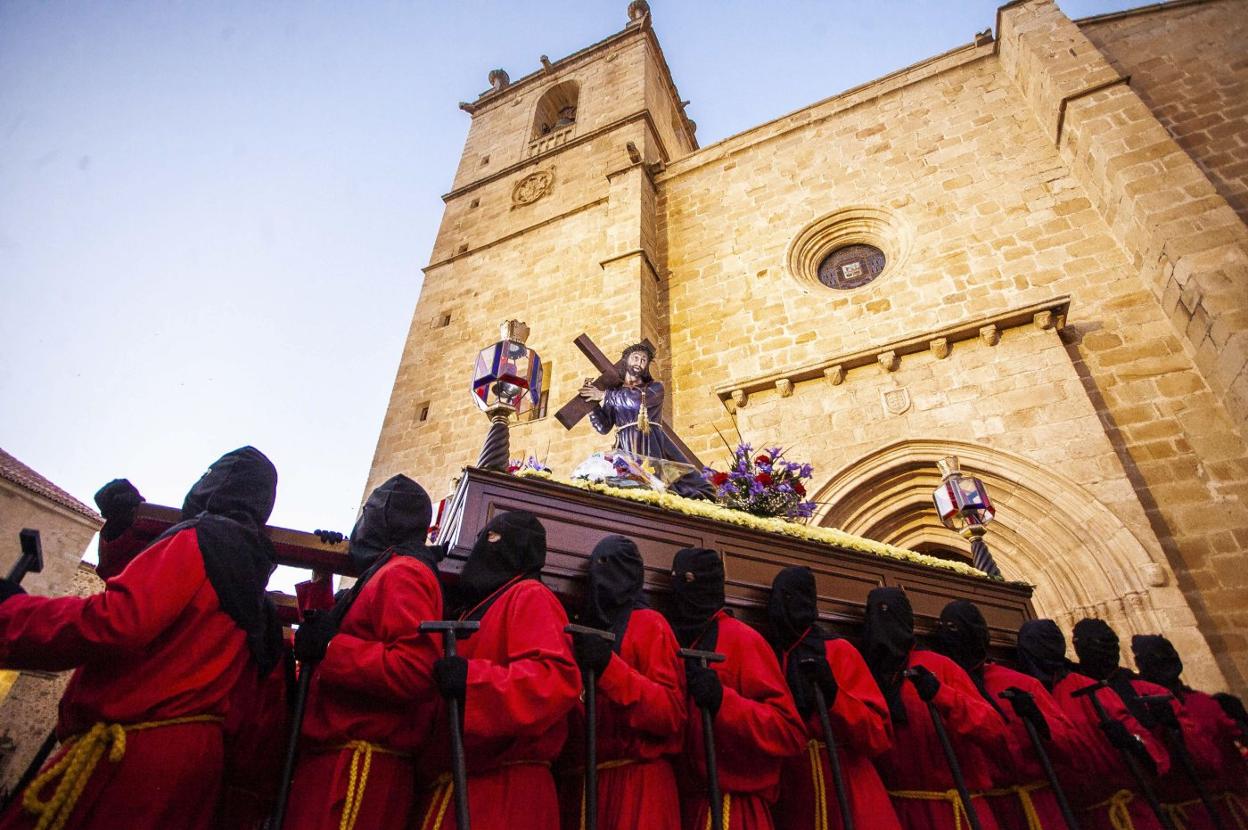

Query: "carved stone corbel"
(930, 337), (950, 359)
(731, 389), (748, 409)
(824, 365), (845, 386)
(878, 350), (899, 372)
(776, 379), (794, 398)
(979, 324), (1000, 347)
(1033, 310), (1054, 330)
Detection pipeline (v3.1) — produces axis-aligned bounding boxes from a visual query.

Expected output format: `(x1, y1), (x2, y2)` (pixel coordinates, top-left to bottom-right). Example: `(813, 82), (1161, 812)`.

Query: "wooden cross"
(555, 333), (701, 467)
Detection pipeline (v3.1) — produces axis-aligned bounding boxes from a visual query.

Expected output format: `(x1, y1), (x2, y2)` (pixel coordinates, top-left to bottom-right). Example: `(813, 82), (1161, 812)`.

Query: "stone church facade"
(367, 0), (1248, 695)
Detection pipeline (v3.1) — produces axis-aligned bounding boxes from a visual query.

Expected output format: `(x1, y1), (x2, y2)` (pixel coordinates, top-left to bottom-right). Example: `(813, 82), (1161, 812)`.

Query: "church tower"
(366, 0), (696, 497)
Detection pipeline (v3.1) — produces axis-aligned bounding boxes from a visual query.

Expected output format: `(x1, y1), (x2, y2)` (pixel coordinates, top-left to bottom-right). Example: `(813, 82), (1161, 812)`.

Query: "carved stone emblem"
(881, 387), (911, 416)
(512, 170), (554, 206)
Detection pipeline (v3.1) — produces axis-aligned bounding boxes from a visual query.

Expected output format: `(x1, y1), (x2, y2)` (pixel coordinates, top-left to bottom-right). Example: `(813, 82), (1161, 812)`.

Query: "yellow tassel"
(889, 788), (979, 830)
(1088, 789), (1137, 830)
(637, 395), (651, 435)
(22, 715), (220, 830)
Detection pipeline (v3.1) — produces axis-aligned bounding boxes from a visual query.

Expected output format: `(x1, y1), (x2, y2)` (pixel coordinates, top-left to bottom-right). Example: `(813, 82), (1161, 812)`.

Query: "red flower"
(710, 471), (730, 486)
(756, 454), (771, 465)
(755, 472), (773, 486)
(794, 481), (806, 496)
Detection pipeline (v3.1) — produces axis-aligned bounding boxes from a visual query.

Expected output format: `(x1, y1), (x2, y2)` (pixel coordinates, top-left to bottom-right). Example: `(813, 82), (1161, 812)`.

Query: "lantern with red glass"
(470, 320), (542, 471)
(932, 455), (1002, 578)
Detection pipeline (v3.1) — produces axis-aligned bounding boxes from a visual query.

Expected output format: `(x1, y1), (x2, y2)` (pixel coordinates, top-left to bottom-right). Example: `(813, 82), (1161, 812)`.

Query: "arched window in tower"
(529, 80), (579, 157)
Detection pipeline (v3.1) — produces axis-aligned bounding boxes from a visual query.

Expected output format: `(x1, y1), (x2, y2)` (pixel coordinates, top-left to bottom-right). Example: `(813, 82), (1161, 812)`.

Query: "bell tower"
(367, 0), (698, 497)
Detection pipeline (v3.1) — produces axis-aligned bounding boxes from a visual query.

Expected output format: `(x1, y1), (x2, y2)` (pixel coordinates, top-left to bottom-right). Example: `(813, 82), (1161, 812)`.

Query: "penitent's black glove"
(687, 664), (724, 716)
(0, 579), (26, 604)
(1002, 687), (1051, 741)
(573, 632), (613, 676)
(1100, 718), (1158, 774)
(313, 529), (347, 545)
(799, 657), (839, 706)
(1146, 697), (1180, 732)
(435, 655), (469, 701)
(293, 610), (338, 664)
(908, 665), (941, 702)
(94, 479), (144, 541)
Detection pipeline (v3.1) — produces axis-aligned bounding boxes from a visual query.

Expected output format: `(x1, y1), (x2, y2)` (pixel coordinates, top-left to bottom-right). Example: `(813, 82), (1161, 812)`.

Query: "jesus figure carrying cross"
(576, 341), (695, 466)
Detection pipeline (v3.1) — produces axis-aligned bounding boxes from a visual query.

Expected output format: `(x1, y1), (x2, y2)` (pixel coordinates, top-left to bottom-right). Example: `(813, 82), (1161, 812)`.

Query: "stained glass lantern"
(471, 320), (543, 415)
(932, 455), (995, 531)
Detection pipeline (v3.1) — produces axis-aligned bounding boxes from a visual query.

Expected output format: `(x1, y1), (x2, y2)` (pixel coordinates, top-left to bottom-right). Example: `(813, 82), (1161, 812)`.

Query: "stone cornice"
(442, 110), (670, 203)
(1073, 0), (1225, 27)
(716, 295), (1070, 407)
(422, 197), (609, 273)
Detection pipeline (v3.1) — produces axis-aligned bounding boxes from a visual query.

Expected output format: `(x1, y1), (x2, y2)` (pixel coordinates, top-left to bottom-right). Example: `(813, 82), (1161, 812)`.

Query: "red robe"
(558, 608), (687, 830)
(1048, 671), (1170, 830)
(678, 610), (806, 830)
(1177, 689), (1248, 828)
(217, 654), (289, 829)
(772, 637), (901, 830)
(286, 555), (443, 830)
(1125, 679), (1225, 830)
(417, 577), (581, 830)
(0, 528), (250, 830)
(873, 650), (1009, 830)
(979, 663), (1084, 830)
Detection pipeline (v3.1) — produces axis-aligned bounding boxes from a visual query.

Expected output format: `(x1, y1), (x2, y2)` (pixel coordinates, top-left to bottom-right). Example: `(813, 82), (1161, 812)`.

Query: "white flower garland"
(515, 468), (991, 579)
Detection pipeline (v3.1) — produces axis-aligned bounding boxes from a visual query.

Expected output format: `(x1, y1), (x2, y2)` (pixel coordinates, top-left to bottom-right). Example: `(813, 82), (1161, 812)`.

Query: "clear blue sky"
(1, 0), (1135, 587)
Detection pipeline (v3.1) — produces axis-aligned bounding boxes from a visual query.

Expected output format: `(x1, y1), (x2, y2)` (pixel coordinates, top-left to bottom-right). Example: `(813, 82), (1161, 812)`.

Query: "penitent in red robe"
(0, 529), (251, 830)
(558, 608), (687, 830)
(979, 663), (1085, 830)
(1126, 677), (1222, 830)
(1048, 671), (1170, 830)
(417, 577), (581, 830)
(678, 610), (806, 830)
(286, 555), (443, 829)
(772, 637), (901, 830)
(874, 650), (1009, 830)
(1177, 689), (1248, 828)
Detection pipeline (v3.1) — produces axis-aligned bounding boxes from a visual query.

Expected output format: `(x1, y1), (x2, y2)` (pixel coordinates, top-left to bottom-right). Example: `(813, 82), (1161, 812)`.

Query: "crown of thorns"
(621, 342), (656, 361)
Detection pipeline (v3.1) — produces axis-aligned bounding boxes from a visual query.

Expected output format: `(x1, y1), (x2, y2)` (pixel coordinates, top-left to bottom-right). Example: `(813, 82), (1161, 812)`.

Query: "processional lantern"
(932, 455), (1003, 579)
(470, 319), (542, 471)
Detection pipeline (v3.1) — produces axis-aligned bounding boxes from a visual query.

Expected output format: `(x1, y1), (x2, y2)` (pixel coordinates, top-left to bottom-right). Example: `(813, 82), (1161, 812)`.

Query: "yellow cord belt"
(1088, 788), (1137, 830)
(331, 740), (409, 830)
(702, 791), (731, 830)
(577, 759), (640, 830)
(420, 761), (551, 830)
(806, 740), (831, 830)
(888, 787), (983, 830)
(984, 781), (1048, 830)
(22, 714), (223, 830)
(1221, 791), (1248, 830)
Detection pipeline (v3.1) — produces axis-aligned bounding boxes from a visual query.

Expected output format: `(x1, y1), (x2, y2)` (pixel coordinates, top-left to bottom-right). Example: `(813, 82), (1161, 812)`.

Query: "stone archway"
(812, 438), (1226, 689)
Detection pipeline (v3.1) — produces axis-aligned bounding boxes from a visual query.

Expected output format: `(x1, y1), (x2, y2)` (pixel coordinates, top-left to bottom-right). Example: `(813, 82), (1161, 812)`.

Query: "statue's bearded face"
(625, 351), (650, 379)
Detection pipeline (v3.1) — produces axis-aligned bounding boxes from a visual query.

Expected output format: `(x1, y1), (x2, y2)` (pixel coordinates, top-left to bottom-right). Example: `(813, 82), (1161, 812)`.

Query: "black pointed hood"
(1073, 618), (1121, 681)
(931, 600), (1003, 716)
(348, 474), (434, 572)
(1132, 634), (1187, 697)
(160, 446), (280, 673)
(767, 566), (829, 717)
(862, 586), (914, 725)
(667, 547), (724, 648)
(1016, 619), (1071, 690)
(457, 510), (547, 617)
(583, 535), (647, 651)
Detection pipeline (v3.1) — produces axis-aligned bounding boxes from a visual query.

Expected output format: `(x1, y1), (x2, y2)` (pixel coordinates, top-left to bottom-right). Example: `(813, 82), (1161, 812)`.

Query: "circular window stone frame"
(785, 205), (913, 294)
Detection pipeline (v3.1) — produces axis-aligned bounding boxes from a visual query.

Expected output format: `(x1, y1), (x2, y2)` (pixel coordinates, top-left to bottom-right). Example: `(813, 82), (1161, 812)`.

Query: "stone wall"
(1080, 0), (1248, 226)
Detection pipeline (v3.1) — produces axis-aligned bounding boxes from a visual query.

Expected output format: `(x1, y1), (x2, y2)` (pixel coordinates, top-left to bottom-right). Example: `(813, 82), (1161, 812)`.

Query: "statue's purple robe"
(588, 381), (692, 463)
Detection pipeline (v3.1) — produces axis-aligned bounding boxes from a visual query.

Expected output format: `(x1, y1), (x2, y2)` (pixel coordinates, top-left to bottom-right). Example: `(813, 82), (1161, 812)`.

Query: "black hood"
(932, 600), (990, 673)
(1016, 619), (1071, 690)
(1132, 634), (1186, 697)
(583, 535), (647, 651)
(768, 566), (829, 717)
(667, 547), (724, 648)
(457, 510), (546, 616)
(1073, 618), (1121, 681)
(862, 586), (914, 725)
(932, 600), (1002, 717)
(348, 475), (434, 572)
(181, 446), (277, 526)
(160, 447), (281, 673)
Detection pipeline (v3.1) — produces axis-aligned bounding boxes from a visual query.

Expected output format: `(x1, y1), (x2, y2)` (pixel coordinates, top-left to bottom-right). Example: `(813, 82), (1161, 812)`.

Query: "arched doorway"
(812, 438), (1225, 689)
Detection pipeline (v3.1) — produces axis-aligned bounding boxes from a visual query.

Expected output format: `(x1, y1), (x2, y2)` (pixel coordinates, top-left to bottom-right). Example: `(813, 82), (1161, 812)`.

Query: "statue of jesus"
(577, 342), (693, 464)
